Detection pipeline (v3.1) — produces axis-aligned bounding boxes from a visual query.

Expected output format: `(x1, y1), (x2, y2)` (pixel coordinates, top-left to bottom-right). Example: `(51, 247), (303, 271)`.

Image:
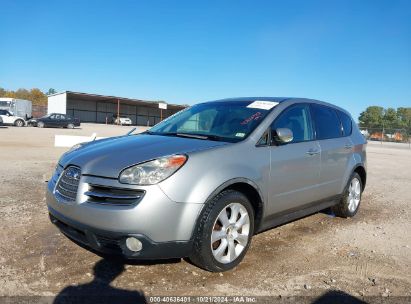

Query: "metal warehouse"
(47, 91), (187, 126)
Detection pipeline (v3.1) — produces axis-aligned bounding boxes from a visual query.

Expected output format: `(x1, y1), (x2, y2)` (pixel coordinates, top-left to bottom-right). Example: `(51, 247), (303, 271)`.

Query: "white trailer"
(0, 98), (32, 119)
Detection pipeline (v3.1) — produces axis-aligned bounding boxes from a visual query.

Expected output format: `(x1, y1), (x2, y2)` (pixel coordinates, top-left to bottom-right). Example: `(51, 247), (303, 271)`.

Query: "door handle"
(306, 149), (320, 156)
(344, 144), (353, 149)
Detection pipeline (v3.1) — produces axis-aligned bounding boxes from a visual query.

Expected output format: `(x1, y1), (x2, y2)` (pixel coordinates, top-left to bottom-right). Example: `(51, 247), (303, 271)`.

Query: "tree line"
(0, 87), (56, 106)
(358, 106), (411, 130)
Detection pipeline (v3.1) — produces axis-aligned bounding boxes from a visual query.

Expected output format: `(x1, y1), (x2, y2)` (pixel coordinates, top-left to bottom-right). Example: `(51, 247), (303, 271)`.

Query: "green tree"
(46, 88), (57, 95)
(397, 107), (411, 130)
(383, 107), (400, 129)
(358, 106), (384, 128)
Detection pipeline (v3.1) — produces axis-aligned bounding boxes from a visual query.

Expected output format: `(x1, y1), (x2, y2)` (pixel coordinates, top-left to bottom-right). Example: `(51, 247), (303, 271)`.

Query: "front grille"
(55, 166), (81, 202)
(85, 184), (144, 206)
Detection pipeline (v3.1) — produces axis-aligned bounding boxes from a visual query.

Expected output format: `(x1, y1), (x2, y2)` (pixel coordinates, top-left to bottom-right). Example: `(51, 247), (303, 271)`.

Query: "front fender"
(158, 144), (270, 205)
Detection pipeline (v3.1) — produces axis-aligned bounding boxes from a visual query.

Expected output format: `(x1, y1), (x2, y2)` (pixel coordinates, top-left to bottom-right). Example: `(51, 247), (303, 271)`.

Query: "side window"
(257, 131), (269, 146)
(311, 104), (342, 139)
(60, 114), (66, 120)
(0, 110), (5, 115)
(337, 110), (352, 136)
(271, 104), (314, 143)
(50, 115), (56, 119)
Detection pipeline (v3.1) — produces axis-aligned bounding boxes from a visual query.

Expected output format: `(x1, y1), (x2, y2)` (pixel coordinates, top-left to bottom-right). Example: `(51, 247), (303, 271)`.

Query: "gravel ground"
(0, 124), (410, 303)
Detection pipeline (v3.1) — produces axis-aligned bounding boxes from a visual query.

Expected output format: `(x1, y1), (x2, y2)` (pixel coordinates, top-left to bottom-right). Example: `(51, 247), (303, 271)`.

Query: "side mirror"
(273, 128), (293, 144)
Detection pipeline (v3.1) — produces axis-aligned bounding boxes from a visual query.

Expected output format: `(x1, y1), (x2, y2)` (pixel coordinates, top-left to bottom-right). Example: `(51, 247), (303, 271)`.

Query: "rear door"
(59, 114), (68, 127)
(268, 104), (322, 215)
(310, 104), (353, 197)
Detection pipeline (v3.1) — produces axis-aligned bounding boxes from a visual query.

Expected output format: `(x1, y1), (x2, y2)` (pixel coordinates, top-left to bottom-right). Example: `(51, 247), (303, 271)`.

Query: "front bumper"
(49, 208), (193, 259)
(46, 168), (204, 247)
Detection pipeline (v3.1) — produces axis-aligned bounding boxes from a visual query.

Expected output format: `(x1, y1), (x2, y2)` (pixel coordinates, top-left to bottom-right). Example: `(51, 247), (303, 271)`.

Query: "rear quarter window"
(311, 104), (342, 140)
(337, 110), (353, 136)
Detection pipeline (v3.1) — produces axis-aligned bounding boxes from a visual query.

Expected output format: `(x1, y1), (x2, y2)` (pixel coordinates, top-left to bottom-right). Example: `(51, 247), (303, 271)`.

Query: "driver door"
(268, 104), (322, 215)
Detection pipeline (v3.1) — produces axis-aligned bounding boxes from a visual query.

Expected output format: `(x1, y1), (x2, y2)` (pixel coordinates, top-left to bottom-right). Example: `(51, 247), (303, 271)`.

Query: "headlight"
(119, 154), (187, 185)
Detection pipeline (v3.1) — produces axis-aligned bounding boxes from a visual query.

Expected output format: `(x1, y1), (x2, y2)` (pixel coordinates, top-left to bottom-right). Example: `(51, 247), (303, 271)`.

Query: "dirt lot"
(0, 124), (410, 302)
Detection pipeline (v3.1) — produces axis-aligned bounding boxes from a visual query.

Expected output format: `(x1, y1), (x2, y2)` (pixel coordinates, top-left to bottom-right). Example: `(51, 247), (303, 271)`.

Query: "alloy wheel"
(347, 177), (361, 212)
(211, 203), (250, 264)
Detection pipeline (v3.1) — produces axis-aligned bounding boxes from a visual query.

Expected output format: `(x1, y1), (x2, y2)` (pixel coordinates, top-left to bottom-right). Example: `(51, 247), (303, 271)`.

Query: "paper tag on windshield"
(247, 100), (279, 110)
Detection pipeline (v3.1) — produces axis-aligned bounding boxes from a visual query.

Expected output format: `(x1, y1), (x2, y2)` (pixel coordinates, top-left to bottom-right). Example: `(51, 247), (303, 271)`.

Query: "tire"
(332, 172), (363, 218)
(37, 122), (45, 128)
(67, 123), (74, 129)
(189, 190), (254, 272)
(14, 119), (24, 127)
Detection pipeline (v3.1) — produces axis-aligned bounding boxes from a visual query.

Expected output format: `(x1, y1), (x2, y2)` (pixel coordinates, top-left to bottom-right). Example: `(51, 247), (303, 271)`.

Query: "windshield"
(148, 100), (277, 142)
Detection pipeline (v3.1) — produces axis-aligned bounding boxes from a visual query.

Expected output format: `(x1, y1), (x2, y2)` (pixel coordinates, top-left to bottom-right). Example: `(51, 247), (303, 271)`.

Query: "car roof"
(203, 97), (352, 116)
(208, 97), (290, 103)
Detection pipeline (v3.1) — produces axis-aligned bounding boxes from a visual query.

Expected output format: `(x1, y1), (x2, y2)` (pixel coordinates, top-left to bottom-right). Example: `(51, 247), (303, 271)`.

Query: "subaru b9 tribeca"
(47, 97), (367, 272)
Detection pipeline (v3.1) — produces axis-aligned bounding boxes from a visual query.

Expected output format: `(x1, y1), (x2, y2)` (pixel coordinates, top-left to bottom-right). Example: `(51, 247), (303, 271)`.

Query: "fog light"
(125, 237), (143, 252)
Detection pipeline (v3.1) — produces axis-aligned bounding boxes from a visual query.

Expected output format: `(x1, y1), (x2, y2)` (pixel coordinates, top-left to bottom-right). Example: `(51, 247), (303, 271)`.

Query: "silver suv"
(47, 97), (367, 272)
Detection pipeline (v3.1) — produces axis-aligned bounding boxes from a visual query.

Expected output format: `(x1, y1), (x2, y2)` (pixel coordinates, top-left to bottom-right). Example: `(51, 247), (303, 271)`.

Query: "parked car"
(0, 109), (26, 127)
(47, 97), (367, 272)
(112, 115), (133, 126)
(28, 113), (80, 128)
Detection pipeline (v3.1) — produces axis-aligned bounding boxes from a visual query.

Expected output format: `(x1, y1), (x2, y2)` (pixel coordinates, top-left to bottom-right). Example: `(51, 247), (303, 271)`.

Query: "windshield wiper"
(127, 127), (137, 136)
(175, 133), (223, 141)
(143, 131), (224, 141)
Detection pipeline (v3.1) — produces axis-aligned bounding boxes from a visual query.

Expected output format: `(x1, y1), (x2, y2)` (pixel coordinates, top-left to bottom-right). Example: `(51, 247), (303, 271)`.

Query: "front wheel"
(14, 119), (24, 127)
(189, 190), (254, 272)
(332, 172), (363, 218)
(67, 123), (74, 129)
(37, 122), (44, 128)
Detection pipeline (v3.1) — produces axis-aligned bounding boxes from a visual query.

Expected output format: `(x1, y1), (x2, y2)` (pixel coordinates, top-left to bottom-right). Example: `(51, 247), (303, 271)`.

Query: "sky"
(1, 0), (410, 120)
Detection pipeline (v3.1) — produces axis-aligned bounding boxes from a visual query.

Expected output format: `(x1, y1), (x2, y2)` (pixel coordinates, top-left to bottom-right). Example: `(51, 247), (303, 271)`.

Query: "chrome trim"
(84, 191), (142, 200)
(84, 184), (145, 206)
(54, 166), (81, 203)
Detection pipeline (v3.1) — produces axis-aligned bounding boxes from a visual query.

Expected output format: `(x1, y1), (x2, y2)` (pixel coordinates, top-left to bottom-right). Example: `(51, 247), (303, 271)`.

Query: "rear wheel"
(37, 121), (45, 128)
(332, 172), (362, 218)
(189, 190), (254, 272)
(67, 123), (74, 129)
(14, 119), (24, 127)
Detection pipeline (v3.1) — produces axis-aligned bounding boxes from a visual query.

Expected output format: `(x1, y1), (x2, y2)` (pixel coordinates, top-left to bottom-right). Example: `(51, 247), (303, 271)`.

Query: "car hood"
(59, 134), (229, 178)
